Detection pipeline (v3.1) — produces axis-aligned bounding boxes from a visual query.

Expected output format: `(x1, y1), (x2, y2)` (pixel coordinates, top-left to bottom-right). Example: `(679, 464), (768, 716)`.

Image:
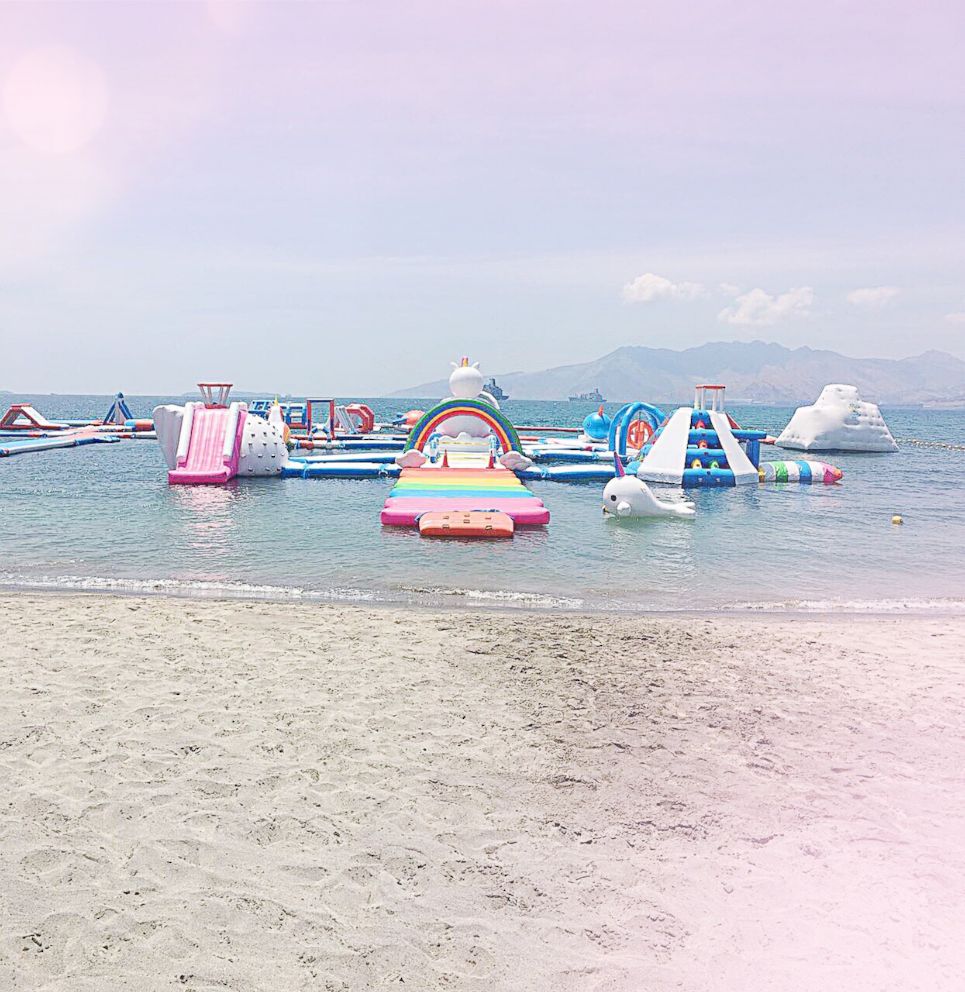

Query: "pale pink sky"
(1, 0), (963, 392)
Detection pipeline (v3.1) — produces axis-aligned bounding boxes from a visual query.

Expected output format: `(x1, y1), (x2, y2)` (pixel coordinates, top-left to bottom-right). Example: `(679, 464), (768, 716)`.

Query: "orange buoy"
(626, 419), (652, 449)
(418, 511), (515, 538)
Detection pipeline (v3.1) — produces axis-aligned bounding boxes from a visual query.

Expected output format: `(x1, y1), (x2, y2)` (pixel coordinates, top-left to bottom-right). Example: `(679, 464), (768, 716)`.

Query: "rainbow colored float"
(380, 359), (549, 535)
(403, 397), (523, 455)
(381, 466), (550, 529)
(758, 460), (844, 484)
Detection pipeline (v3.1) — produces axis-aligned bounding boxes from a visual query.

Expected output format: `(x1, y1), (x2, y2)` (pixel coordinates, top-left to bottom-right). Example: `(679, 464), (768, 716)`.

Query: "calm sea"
(1, 393), (963, 614)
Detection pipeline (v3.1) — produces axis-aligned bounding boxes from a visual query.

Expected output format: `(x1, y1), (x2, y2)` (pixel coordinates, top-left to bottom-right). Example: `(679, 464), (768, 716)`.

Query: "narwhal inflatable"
(603, 455), (696, 518)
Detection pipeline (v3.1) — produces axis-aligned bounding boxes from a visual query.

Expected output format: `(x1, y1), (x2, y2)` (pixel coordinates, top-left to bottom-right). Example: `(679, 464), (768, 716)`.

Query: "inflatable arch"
(404, 398), (523, 453)
(607, 402), (667, 458)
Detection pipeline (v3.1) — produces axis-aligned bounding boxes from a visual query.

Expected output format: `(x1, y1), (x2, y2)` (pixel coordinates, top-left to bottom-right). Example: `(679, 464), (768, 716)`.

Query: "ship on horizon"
(485, 376), (509, 401)
(568, 388), (606, 402)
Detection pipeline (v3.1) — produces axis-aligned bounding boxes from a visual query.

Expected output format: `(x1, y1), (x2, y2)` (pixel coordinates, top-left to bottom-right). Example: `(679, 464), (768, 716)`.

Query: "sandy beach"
(0, 594), (962, 991)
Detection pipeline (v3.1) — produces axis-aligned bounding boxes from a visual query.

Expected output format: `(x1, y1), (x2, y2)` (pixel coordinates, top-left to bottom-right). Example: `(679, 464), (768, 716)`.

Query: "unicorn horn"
(613, 452), (625, 478)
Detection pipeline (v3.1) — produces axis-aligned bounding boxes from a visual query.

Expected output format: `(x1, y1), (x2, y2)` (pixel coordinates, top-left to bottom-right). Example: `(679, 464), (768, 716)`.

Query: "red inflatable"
(345, 403), (375, 434)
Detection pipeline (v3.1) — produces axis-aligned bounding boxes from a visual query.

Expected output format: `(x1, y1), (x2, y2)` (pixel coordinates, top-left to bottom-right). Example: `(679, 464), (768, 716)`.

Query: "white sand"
(0, 594), (962, 991)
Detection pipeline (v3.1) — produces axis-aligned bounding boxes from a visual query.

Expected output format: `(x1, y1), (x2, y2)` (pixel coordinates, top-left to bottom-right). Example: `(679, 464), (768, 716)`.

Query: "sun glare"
(2, 45), (108, 155)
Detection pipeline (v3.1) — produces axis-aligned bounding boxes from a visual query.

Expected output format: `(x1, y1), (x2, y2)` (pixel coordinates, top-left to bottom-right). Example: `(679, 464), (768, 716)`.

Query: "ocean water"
(1, 393), (963, 614)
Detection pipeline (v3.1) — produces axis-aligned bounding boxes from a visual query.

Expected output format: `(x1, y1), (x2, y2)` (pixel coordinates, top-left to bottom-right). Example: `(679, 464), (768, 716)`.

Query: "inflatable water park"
(5, 367), (907, 538)
(137, 361), (875, 538)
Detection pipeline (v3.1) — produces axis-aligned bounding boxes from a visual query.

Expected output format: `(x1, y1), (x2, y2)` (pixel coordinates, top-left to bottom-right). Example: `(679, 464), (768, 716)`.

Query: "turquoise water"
(1, 394), (963, 613)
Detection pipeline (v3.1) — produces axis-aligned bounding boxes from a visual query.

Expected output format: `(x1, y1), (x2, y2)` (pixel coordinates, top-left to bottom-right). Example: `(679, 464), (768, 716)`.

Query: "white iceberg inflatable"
(776, 384), (898, 452)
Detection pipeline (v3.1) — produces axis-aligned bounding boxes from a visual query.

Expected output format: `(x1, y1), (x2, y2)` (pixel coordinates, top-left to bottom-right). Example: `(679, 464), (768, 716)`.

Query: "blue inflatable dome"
(582, 407), (611, 441)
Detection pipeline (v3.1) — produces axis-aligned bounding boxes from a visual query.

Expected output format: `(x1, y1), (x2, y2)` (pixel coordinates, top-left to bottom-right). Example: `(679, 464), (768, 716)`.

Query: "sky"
(1, 0), (963, 395)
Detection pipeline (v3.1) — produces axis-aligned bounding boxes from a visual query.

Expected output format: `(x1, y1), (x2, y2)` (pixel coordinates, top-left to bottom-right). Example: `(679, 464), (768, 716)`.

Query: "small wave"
(398, 585), (586, 610)
(724, 596), (965, 615)
(0, 572), (585, 611)
(0, 573), (384, 604)
(1, 572), (961, 616)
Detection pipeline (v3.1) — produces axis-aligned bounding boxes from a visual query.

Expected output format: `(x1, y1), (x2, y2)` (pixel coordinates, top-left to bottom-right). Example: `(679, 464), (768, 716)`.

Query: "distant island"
(392, 341), (965, 406)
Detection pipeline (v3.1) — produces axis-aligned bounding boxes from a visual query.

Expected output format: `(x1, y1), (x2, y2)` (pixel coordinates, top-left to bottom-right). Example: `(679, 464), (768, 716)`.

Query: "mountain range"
(392, 341), (965, 406)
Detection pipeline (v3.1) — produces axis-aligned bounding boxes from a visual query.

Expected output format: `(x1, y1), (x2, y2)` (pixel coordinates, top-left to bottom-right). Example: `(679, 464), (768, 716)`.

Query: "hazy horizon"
(2, 0), (963, 394)
(4, 337), (962, 401)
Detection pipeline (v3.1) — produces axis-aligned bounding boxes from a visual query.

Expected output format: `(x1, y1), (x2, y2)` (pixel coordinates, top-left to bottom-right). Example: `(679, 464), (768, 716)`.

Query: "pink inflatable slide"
(168, 402), (246, 485)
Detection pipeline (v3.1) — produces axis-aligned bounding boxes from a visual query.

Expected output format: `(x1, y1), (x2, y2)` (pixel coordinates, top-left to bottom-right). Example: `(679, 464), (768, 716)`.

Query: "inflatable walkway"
(168, 401), (246, 485)
(380, 465), (550, 529)
(0, 431), (120, 457)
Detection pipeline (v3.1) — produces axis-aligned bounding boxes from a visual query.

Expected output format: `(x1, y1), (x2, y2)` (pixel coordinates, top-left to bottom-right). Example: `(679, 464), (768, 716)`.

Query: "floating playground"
(0, 358), (884, 541)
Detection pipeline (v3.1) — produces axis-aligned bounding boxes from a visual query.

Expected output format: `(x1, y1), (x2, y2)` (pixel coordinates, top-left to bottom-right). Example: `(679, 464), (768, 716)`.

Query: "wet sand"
(1, 593), (963, 991)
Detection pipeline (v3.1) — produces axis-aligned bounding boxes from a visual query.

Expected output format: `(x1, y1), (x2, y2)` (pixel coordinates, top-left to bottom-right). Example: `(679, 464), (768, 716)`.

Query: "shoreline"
(1, 578), (963, 620)
(2, 593), (964, 990)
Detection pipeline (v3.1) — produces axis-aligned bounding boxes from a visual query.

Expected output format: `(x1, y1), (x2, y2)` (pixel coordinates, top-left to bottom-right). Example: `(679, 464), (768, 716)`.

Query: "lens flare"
(2, 45), (108, 155)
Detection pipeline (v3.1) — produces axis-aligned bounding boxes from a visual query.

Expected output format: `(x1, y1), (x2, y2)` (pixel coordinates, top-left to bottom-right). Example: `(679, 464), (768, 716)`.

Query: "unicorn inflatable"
(437, 357), (500, 438)
(603, 456), (696, 518)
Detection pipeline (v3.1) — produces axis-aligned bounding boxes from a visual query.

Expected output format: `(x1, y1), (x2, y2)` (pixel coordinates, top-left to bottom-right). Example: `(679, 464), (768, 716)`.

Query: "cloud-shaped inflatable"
(498, 451), (533, 471)
(395, 449), (428, 468)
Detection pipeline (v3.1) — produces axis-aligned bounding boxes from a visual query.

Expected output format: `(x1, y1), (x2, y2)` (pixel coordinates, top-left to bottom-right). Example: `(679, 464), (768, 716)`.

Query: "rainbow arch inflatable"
(404, 398), (523, 453)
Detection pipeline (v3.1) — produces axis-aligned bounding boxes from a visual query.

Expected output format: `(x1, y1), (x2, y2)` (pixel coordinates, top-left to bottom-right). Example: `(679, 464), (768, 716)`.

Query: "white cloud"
(622, 272), (703, 303)
(847, 286), (899, 308)
(945, 312), (965, 324)
(719, 282), (741, 298)
(717, 286), (814, 325)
